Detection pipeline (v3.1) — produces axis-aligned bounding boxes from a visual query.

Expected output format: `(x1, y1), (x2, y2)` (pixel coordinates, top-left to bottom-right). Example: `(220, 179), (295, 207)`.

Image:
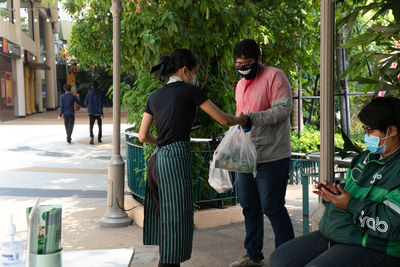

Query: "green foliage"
(65, 1), (114, 68)
(337, 0), (400, 96)
(62, 0), (322, 138)
(63, 0), (256, 138)
(253, 0), (320, 91)
(291, 125), (321, 153)
(335, 135), (361, 159)
(249, 1), (321, 127)
(290, 125), (364, 154)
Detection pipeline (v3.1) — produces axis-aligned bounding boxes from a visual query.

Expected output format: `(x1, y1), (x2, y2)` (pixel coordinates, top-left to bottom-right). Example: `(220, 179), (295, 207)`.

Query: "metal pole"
(341, 46), (351, 137)
(342, 80), (351, 137)
(298, 81), (302, 138)
(100, 0), (133, 227)
(302, 175), (309, 234)
(297, 37), (303, 136)
(311, 0), (335, 231)
(308, 74), (319, 124)
(320, 0), (335, 184)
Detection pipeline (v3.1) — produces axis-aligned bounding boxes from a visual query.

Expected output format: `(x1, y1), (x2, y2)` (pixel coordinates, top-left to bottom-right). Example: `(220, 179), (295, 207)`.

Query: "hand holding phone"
(313, 180), (338, 195)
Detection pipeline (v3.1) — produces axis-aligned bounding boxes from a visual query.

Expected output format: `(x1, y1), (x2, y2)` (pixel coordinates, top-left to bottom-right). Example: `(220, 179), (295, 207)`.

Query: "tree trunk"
(291, 89), (303, 133)
(336, 27), (350, 136)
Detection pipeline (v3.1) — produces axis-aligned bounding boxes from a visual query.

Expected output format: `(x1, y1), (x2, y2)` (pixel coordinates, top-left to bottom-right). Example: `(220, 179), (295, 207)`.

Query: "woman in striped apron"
(138, 48), (248, 267)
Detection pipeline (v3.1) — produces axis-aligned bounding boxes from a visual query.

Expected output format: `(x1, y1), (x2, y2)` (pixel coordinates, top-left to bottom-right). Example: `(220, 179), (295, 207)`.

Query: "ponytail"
(151, 49), (199, 80)
(150, 54), (174, 80)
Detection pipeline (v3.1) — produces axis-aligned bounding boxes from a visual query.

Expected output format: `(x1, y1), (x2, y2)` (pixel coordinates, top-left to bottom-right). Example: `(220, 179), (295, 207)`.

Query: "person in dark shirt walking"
(58, 83), (86, 143)
(84, 81), (104, 144)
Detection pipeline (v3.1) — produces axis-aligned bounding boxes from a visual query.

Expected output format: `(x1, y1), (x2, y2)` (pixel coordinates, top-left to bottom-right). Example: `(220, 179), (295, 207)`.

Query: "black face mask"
(235, 62), (259, 80)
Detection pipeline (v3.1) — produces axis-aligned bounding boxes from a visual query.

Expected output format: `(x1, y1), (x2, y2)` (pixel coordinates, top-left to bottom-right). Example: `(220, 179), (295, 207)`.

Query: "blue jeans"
(237, 158), (294, 263)
(269, 231), (400, 267)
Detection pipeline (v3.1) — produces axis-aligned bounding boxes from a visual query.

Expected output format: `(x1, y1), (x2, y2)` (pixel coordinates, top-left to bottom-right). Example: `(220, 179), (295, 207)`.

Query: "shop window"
(20, 7), (29, 35)
(0, 0), (13, 23)
(20, 0), (33, 37)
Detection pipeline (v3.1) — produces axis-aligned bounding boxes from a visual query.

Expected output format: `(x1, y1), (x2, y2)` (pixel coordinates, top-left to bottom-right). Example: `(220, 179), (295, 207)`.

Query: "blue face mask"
(364, 134), (387, 154)
(190, 75), (196, 86)
(186, 70), (196, 86)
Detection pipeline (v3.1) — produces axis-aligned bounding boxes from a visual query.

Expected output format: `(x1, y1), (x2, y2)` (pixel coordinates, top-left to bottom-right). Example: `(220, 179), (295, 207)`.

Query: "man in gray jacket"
(84, 81), (104, 144)
(230, 39), (294, 267)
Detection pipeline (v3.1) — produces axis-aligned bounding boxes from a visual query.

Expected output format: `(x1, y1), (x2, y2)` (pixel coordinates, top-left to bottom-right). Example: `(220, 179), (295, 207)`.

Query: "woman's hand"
(199, 100), (247, 127)
(313, 183), (351, 210)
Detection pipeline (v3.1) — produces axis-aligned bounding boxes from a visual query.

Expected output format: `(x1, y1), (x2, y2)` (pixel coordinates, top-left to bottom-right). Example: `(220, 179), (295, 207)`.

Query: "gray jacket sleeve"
(247, 97), (292, 126)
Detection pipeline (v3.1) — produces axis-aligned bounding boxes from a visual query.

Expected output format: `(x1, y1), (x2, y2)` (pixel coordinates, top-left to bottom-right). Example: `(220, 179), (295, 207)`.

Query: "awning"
(0, 37), (21, 59)
(26, 62), (50, 70)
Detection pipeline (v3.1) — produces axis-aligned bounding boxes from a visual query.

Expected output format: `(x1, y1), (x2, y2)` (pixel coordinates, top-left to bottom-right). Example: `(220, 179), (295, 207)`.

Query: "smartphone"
(313, 180), (337, 195)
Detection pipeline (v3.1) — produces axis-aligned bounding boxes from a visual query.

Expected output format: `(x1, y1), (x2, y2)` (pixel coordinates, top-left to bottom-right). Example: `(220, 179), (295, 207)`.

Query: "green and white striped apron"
(143, 141), (194, 264)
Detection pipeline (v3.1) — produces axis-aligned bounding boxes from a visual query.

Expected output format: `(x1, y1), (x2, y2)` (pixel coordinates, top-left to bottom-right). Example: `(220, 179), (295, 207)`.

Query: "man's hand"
(313, 183), (351, 210)
(101, 115), (104, 119)
(236, 112), (248, 127)
(57, 116), (61, 120)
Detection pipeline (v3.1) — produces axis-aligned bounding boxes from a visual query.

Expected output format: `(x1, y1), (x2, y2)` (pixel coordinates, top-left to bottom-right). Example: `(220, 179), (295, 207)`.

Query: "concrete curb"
(125, 194), (244, 229)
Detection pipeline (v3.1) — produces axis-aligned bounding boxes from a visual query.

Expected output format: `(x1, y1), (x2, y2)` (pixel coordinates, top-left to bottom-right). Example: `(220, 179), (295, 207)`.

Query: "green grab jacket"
(319, 149), (400, 258)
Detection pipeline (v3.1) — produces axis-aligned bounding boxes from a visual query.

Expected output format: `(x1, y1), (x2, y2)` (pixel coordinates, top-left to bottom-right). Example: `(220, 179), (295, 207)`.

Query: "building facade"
(0, 0), (59, 122)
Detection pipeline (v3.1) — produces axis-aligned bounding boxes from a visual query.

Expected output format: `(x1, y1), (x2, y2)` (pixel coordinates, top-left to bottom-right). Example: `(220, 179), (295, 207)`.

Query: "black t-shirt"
(144, 81), (208, 147)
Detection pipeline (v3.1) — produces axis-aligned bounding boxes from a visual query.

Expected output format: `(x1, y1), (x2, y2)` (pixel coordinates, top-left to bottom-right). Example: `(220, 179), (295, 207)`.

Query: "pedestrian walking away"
(229, 39), (294, 267)
(84, 81), (104, 144)
(138, 48), (248, 267)
(269, 96), (400, 267)
(58, 83), (86, 144)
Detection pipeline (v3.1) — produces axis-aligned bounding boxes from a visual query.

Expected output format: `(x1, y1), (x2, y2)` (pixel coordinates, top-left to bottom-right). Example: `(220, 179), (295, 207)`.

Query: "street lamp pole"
(100, 0), (133, 227)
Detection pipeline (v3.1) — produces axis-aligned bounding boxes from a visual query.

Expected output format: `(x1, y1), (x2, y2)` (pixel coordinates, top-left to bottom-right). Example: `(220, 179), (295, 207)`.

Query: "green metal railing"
(125, 129), (237, 206)
(290, 159), (320, 234)
(291, 158), (348, 234)
(125, 128), (350, 234)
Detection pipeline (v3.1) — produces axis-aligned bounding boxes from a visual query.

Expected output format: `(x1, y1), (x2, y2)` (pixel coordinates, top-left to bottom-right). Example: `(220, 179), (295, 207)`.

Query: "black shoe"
(67, 140), (71, 144)
(98, 138), (102, 143)
(90, 138), (94, 145)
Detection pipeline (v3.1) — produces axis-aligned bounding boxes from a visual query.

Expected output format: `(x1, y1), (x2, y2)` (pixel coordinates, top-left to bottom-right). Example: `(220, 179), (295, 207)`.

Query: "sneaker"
(229, 255), (264, 267)
(89, 138), (94, 145)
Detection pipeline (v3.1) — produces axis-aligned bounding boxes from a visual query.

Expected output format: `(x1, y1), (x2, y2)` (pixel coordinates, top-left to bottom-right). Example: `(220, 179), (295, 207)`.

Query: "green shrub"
(290, 125), (364, 154)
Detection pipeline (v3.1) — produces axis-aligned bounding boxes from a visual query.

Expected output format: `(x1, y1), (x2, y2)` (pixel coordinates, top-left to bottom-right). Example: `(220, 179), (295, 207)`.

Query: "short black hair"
(233, 39), (261, 61)
(63, 83), (71, 92)
(92, 81), (99, 89)
(358, 96), (400, 135)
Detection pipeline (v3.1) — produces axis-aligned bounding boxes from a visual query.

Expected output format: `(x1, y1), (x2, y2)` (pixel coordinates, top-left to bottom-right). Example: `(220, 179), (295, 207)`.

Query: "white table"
(1, 248), (135, 267)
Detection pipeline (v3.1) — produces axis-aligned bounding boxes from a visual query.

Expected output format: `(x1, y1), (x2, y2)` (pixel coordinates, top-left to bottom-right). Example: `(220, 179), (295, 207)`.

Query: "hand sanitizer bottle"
(1, 215), (24, 265)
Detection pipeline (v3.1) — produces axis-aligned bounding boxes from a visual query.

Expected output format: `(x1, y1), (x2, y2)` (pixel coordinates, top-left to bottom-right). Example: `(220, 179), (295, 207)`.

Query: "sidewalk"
(0, 109), (318, 267)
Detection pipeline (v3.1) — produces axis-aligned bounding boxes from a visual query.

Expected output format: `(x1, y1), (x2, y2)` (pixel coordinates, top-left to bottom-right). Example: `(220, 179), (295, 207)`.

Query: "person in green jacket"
(269, 96), (400, 267)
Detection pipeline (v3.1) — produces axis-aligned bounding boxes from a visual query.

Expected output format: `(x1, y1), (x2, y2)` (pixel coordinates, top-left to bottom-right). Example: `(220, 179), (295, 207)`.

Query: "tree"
(338, 0), (400, 96)
(254, 0), (320, 90)
(252, 0), (321, 130)
(62, 0), (322, 137)
(63, 0), (256, 139)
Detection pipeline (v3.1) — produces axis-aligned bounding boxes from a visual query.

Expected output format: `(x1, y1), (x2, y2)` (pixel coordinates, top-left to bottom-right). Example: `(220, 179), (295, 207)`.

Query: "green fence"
(125, 129), (237, 206)
(125, 129), (349, 234)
